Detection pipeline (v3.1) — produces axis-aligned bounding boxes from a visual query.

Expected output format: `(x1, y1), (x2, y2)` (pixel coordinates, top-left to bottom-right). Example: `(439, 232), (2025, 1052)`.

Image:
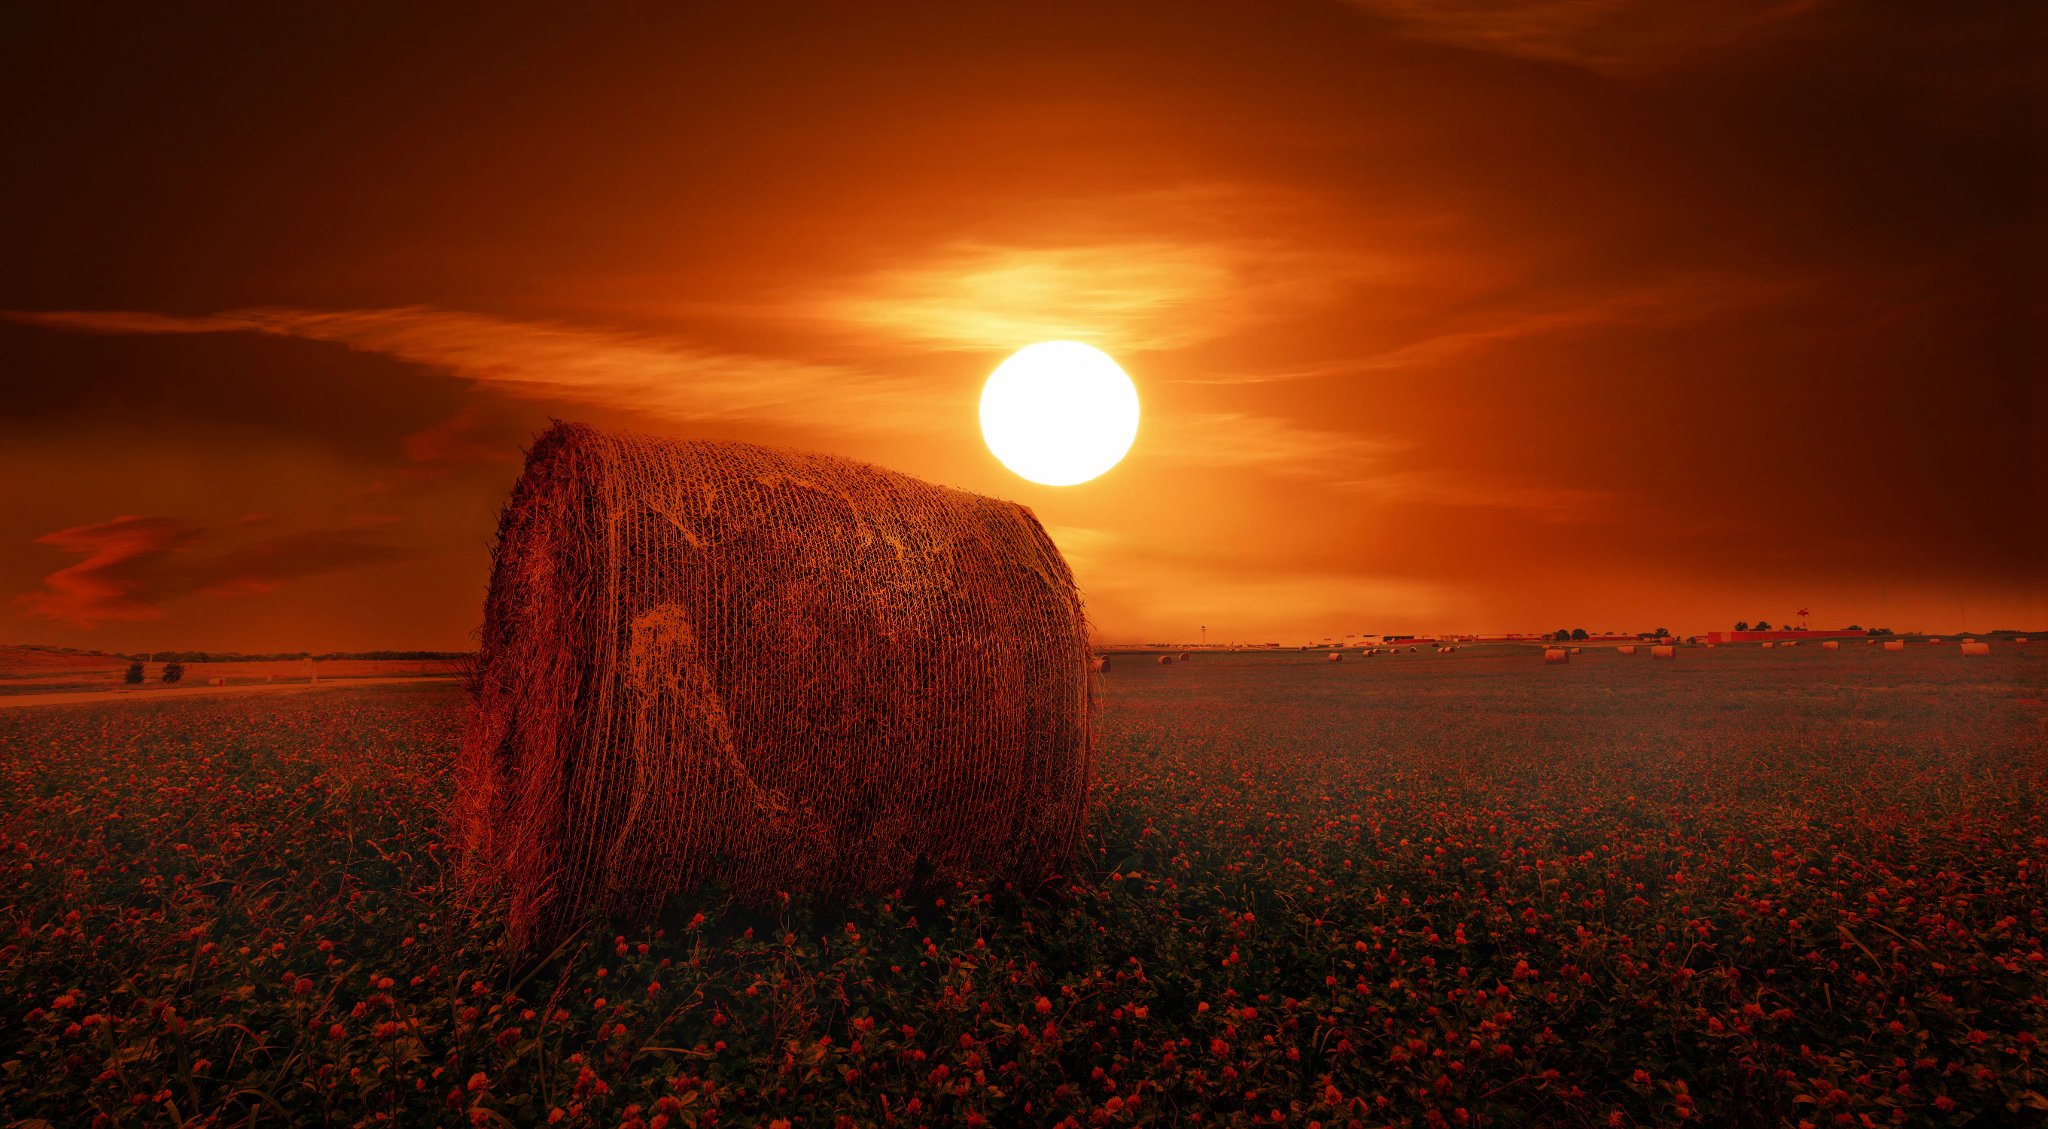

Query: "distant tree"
(1734, 621), (1749, 632)
(1844, 624), (1861, 631)
(1570, 628), (1589, 641)
(1553, 629), (1572, 641)
(1653, 627), (1670, 638)
(162, 662), (185, 685)
(1755, 620), (1773, 631)
(124, 661), (144, 685)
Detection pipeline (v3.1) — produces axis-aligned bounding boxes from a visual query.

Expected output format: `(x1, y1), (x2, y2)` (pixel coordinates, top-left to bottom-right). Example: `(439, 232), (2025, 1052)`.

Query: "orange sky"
(3, 2), (2040, 650)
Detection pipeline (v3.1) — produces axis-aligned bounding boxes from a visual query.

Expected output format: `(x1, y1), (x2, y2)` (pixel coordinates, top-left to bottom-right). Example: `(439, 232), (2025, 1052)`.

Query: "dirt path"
(0, 675), (461, 710)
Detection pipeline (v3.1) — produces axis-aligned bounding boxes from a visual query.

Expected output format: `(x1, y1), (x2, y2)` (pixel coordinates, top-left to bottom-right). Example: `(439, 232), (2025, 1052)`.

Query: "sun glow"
(979, 342), (1139, 486)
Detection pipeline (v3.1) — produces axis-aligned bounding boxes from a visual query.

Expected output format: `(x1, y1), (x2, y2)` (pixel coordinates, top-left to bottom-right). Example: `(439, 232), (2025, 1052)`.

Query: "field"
(3, 647), (2044, 1127)
(0, 646), (462, 699)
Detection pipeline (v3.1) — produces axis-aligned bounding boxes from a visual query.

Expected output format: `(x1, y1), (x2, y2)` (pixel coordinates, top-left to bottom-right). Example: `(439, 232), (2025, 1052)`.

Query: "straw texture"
(457, 423), (1094, 948)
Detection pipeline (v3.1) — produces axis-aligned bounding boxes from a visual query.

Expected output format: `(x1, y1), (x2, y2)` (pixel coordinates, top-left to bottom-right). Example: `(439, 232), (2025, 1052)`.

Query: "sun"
(979, 342), (1140, 486)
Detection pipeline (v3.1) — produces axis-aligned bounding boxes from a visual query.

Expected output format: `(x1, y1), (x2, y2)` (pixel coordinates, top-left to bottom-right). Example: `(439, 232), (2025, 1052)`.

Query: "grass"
(2, 647), (2044, 1127)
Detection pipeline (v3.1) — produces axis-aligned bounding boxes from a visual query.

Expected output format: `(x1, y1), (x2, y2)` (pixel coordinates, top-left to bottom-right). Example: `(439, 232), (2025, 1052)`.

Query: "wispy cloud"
(7, 307), (949, 437)
(17, 514), (413, 628)
(7, 304), (1405, 482)
(1334, 470), (1619, 523)
(1146, 411), (1406, 476)
(821, 239), (1330, 354)
(1346, 0), (1828, 74)
(1184, 273), (1802, 385)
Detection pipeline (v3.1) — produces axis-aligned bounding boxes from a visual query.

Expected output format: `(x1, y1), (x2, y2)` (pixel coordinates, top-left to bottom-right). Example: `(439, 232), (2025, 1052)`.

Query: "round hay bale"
(1327, 651), (1343, 662)
(1883, 640), (1906, 651)
(1761, 641), (1776, 649)
(1821, 640), (1840, 650)
(1651, 645), (1675, 659)
(2016, 637), (2029, 644)
(1960, 642), (1990, 656)
(1617, 645), (1636, 655)
(1177, 651), (1190, 661)
(1157, 654), (1173, 665)
(1543, 648), (1569, 664)
(1568, 646), (1581, 654)
(458, 422), (1093, 948)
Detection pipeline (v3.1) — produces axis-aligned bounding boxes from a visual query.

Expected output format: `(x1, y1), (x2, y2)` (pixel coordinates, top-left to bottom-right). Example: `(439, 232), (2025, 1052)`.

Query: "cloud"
(7, 307), (948, 438)
(7, 304), (1406, 482)
(1146, 411), (1406, 476)
(1183, 273), (1808, 385)
(17, 515), (413, 628)
(400, 404), (520, 478)
(1333, 470), (1619, 523)
(819, 238), (1342, 354)
(16, 516), (202, 627)
(1345, 0), (1828, 74)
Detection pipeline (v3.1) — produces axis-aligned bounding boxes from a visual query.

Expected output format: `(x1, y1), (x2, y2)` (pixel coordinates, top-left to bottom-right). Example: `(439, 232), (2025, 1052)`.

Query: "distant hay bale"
(1617, 645), (1636, 655)
(1651, 645), (1675, 659)
(1327, 651), (1343, 662)
(458, 422), (1092, 949)
(2017, 637), (2030, 644)
(1761, 641), (1776, 649)
(1960, 642), (1990, 656)
(1961, 637), (1976, 644)
(1568, 647), (1581, 654)
(1822, 641), (1840, 650)
(209, 676), (227, 686)
(1177, 652), (1190, 661)
(1157, 654), (1173, 665)
(1543, 648), (1569, 664)
(1883, 640), (1906, 651)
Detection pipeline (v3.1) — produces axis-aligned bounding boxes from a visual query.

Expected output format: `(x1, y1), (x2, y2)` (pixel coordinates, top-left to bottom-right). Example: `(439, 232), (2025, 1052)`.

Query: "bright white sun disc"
(979, 342), (1139, 486)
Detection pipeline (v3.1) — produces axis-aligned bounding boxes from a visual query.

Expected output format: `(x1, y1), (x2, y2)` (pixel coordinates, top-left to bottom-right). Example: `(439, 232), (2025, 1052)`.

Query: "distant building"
(1704, 629), (1868, 644)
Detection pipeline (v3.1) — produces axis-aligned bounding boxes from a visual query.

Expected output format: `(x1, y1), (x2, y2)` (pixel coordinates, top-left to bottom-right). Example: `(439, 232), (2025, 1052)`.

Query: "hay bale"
(1651, 645), (1675, 659)
(209, 676), (228, 686)
(2016, 637), (2029, 644)
(1822, 640), (1839, 650)
(1617, 645), (1636, 655)
(1883, 640), (1906, 651)
(458, 422), (1092, 949)
(1327, 651), (1343, 662)
(1543, 648), (1569, 664)
(1960, 642), (1990, 656)
(1568, 646), (1581, 654)
(1761, 641), (1776, 649)
(1157, 654), (1173, 665)
(1177, 652), (1190, 661)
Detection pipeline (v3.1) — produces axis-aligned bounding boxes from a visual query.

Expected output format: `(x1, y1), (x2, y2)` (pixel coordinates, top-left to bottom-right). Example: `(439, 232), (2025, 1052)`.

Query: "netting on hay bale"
(457, 423), (1094, 949)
